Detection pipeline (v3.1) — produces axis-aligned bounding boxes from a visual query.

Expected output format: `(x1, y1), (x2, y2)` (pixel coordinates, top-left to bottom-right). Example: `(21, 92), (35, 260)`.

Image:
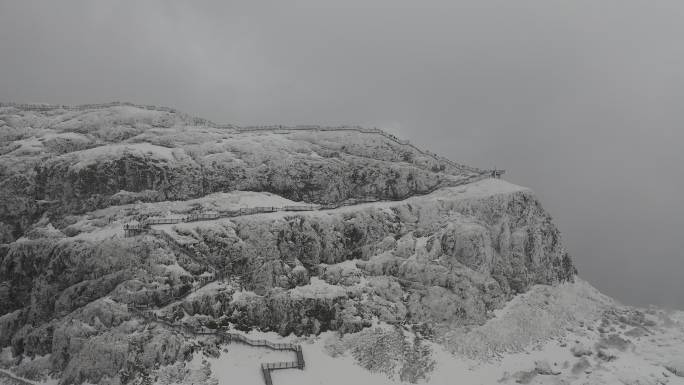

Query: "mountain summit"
(1, 103), (681, 385)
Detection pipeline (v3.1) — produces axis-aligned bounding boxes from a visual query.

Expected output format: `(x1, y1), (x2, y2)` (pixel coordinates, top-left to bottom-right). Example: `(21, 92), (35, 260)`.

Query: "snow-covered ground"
(144, 280), (684, 385)
(207, 344), (296, 385)
(0, 279), (684, 385)
(171, 321), (684, 385)
(3, 102), (680, 385)
(281, 289), (684, 385)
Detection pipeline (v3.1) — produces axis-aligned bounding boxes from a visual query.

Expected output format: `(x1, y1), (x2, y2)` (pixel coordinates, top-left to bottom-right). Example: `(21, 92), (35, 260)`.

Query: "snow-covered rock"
(0, 103), (478, 243)
(666, 360), (684, 377)
(10, 102), (679, 385)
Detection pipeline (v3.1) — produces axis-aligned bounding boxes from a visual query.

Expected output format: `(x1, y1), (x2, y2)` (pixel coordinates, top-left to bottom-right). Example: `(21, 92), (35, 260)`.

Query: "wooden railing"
(123, 170), (501, 238)
(131, 308), (304, 385)
(125, 204), (320, 235)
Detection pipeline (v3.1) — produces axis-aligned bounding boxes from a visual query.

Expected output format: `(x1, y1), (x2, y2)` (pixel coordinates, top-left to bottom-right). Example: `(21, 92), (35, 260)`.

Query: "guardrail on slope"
(233, 124), (486, 174)
(123, 171), (503, 238)
(1, 102), (498, 176)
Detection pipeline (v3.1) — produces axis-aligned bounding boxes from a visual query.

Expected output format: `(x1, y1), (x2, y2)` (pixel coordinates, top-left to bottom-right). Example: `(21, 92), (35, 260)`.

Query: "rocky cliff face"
(0, 103), (575, 384)
(162, 180), (575, 335)
(1, 103), (476, 243)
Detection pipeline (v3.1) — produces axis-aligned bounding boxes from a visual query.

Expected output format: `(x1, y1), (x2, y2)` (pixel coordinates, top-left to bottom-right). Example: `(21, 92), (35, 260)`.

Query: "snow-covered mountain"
(0, 102), (682, 385)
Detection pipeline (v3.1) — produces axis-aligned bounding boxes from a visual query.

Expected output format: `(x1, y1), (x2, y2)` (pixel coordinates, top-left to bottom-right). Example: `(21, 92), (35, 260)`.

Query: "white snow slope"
(141, 279), (684, 385)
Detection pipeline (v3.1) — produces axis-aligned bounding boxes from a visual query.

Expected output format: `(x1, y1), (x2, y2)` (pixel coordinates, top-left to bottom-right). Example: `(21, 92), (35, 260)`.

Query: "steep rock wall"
(161, 180), (576, 333)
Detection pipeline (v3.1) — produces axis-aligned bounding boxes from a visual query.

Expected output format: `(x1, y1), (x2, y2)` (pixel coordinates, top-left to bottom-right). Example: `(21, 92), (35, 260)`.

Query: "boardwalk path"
(124, 172), (501, 237)
(131, 308), (304, 385)
(123, 174), (501, 290)
(0, 311), (303, 385)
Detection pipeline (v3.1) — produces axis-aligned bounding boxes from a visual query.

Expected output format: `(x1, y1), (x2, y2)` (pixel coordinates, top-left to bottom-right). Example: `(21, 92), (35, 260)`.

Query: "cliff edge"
(0, 103), (585, 385)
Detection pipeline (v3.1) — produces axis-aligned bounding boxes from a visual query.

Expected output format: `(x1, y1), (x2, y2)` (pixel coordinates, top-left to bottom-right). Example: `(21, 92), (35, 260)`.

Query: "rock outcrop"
(0, 103), (576, 384)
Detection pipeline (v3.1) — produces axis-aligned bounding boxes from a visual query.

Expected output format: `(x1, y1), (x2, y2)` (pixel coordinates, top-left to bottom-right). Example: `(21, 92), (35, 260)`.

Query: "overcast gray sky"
(1, 0), (683, 308)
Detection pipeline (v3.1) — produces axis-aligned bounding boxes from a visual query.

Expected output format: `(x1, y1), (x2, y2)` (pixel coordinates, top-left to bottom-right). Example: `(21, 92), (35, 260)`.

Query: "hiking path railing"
(131, 308), (304, 385)
(123, 169), (502, 238)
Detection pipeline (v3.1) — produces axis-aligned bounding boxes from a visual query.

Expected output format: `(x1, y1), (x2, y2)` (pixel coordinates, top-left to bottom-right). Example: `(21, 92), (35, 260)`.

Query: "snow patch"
(289, 277), (347, 300)
(69, 143), (184, 171)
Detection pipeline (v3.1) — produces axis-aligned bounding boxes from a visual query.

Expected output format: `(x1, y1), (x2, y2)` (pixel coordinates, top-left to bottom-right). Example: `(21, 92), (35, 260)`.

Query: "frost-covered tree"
(400, 336), (435, 383)
(349, 327), (403, 378)
(345, 326), (435, 382)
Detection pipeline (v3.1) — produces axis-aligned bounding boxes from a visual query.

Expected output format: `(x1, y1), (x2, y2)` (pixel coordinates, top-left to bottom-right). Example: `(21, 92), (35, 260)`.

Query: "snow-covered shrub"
(334, 326), (436, 383)
(346, 327), (403, 378)
(445, 280), (613, 359)
(399, 336), (435, 383)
